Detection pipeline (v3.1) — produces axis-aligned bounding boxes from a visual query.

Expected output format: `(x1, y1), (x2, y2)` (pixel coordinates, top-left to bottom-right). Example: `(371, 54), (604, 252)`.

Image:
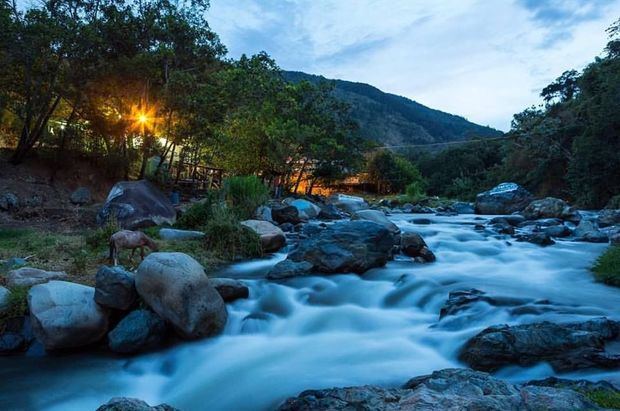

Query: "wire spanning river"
(1, 214), (618, 411)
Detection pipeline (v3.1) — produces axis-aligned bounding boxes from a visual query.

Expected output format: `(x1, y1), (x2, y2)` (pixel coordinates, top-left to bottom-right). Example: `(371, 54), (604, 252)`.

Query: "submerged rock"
(7, 267), (67, 288)
(240, 220), (286, 252)
(278, 368), (602, 411)
(209, 278), (250, 302)
(96, 397), (179, 411)
(475, 182), (534, 215)
(522, 197), (581, 223)
(400, 232), (435, 262)
(267, 221), (394, 279)
(95, 266), (137, 311)
(108, 309), (167, 354)
(97, 180), (176, 229)
(135, 252), (227, 339)
(516, 232), (555, 246)
(460, 317), (620, 372)
(28, 281), (109, 350)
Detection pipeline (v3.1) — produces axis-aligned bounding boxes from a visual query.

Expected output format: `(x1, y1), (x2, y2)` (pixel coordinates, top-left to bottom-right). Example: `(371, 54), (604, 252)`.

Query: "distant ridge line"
(374, 134), (513, 150)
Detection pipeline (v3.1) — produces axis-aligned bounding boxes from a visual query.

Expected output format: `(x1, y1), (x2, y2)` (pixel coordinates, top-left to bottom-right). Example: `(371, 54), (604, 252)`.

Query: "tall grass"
(223, 175), (269, 220)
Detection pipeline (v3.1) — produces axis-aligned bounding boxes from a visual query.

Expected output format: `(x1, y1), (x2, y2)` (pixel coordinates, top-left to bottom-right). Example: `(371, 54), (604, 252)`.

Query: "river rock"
(135, 252), (227, 339)
(400, 232), (435, 262)
(209, 278), (249, 302)
(451, 202), (475, 214)
(255, 205), (273, 222)
(522, 197), (581, 223)
(28, 281), (109, 350)
(268, 221), (394, 279)
(327, 193), (369, 214)
(272, 205), (302, 225)
(525, 376), (620, 404)
(574, 220), (609, 243)
(597, 209), (620, 228)
(108, 309), (167, 354)
(410, 218), (431, 225)
(0, 332), (27, 355)
(475, 182), (534, 215)
(460, 317), (620, 372)
(543, 224), (571, 237)
(97, 180), (176, 229)
(490, 215), (526, 226)
(0, 286), (9, 314)
(7, 267), (68, 287)
(317, 203), (343, 220)
(69, 187), (92, 206)
(158, 228), (205, 241)
(267, 260), (315, 280)
(352, 209), (400, 235)
(94, 266), (137, 310)
(278, 368), (601, 411)
(0, 192), (19, 211)
(96, 397), (179, 411)
(240, 220), (286, 252)
(291, 199), (321, 219)
(516, 232), (555, 246)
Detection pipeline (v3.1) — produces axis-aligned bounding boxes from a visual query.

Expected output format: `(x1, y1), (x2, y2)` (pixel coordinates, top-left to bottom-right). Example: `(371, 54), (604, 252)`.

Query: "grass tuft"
(592, 246), (620, 287)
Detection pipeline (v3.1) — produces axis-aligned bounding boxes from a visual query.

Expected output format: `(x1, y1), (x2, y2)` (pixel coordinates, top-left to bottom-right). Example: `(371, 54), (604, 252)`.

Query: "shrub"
(404, 181), (425, 202)
(203, 206), (262, 260)
(605, 194), (620, 209)
(223, 175), (269, 219)
(0, 286), (29, 330)
(592, 246), (620, 287)
(175, 190), (220, 229)
(85, 216), (121, 249)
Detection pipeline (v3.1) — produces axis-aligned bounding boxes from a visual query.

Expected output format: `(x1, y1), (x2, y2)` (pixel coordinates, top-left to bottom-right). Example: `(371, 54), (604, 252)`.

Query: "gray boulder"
(240, 219), (286, 252)
(544, 224), (571, 238)
(135, 252), (227, 339)
(291, 199), (321, 219)
(460, 317), (620, 372)
(0, 192), (19, 211)
(159, 228), (205, 241)
(522, 197), (581, 222)
(597, 209), (620, 228)
(451, 202), (475, 214)
(209, 278), (249, 302)
(400, 232), (435, 262)
(327, 193), (369, 214)
(267, 260), (314, 280)
(268, 221), (394, 279)
(69, 187), (92, 206)
(278, 368), (601, 411)
(97, 180), (176, 229)
(96, 397), (179, 411)
(108, 309), (166, 354)
(272, 205), (302, 225)
(28, 281), (109, 350)
(352, 209), (400, 235)
(7, 267), (67, 288)
(475, 182), (533, 215)
(255, 205), (273, 222)
(317, 203), (343, 220)
(95, 266), (137, 310)
(516, 232), (555, 246)
(574, 220), (609, 243)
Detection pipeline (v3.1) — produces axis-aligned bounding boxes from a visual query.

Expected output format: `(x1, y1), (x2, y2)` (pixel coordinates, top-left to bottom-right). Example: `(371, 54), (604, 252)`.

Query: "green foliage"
(606, 195), (620, 209)
(585, 389), (620, 409)
(85, 216), (121, 249)
(592, 246), (620, 287)
(203, 206), (262, 260)
(367, 151), (425, 194)
(0, 286), (29, 330)
(404, 181), (425, 202)
(223, 175), (269, 219)
(176, 191), (221, 229)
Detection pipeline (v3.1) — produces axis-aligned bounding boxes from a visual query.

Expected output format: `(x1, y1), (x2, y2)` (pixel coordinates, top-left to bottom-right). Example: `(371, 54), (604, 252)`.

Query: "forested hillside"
(283, 71), (501, 147)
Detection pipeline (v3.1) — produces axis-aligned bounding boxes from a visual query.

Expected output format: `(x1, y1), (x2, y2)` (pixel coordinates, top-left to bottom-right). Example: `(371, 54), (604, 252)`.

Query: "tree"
(367, 151), (424, 194)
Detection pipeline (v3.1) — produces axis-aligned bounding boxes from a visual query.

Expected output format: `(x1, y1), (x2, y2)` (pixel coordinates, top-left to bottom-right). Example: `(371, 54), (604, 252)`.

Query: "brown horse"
(109, 230), (159, 265)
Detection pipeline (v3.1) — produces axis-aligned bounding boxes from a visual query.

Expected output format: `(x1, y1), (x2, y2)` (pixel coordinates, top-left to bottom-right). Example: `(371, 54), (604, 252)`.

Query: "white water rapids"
(1, 213), (619, 411)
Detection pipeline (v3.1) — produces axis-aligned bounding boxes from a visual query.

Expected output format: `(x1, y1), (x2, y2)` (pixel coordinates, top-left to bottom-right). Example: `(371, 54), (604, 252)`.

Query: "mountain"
(283, 71), (502, 148)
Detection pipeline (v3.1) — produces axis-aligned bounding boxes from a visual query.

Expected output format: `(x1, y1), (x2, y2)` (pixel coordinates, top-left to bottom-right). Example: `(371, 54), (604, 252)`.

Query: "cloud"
(207, 0), (620, 131)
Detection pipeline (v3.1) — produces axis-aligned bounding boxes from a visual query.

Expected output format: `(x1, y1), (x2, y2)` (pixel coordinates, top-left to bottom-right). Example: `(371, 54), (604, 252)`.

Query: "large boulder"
(135, 252), (227, 339)
(352, 209), (400, 235)
(240, 220), (286, 252)
(278, 368), (601, 411)
(290, 199), (321, 219)
(108, 309), (167, 354)
(69, 187), (92, 206)
(28, 281), (109, 350)
(317, 203), (343, 220)
(158, 228), (205, 241)
(574, 220), (609, 243)
(475, 182), (534, 215)
(272, 205), (302, 225)
(7, 267), (67, 288)
(460, 318), (620, 372)
(400, 232), (435, 262)
(209, 278), (249, 302)
(267, 221), (394, 279)
(327, 193), (369, 214)
(522, 197), (581, 223)
(94, 266), (137, 311)
(96, 397), (179, 411)
(97, 180), (176, 229)
(597, 209), (620, 228)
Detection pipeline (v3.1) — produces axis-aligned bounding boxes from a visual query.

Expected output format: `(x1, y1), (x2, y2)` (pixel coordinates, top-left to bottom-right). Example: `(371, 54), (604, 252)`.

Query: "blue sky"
(207, 0), (620, 130)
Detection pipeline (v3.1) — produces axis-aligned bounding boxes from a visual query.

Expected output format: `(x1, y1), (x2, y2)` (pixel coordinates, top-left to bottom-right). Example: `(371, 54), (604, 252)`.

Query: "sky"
(206, 0), (620, 131)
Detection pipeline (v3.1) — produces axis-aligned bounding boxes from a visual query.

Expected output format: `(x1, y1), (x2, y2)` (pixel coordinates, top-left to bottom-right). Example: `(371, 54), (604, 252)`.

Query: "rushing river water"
(1, 213), (619, 411)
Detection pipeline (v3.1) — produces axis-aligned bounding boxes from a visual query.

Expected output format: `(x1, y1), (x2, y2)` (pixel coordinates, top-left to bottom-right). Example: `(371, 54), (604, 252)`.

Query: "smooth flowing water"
(2, 214), (619, 411)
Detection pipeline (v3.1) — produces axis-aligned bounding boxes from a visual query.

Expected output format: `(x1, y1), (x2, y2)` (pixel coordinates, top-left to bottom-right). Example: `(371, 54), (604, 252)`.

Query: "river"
(1, 213), (618, 410)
